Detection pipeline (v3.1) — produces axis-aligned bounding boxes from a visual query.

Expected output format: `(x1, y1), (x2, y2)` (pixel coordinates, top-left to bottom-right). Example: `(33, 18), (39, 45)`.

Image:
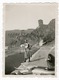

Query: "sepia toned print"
(4, 3), (58, 76)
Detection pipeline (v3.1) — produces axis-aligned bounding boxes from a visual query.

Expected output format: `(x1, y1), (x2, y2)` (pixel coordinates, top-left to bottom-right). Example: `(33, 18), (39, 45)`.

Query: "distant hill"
(5, 29), (34, 46)
(5, 19), (55, 47)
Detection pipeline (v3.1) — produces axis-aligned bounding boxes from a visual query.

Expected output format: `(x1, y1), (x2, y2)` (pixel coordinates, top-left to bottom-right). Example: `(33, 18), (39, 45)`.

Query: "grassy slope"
(5, 45), (39, 74)
(5, 52), (24, 74)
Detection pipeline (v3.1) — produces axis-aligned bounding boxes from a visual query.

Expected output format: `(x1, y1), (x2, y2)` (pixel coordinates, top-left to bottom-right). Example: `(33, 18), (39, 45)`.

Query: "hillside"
(5, 19), (55, 47)
(31, 19), (55, 43)
(5, 29), (34, 46)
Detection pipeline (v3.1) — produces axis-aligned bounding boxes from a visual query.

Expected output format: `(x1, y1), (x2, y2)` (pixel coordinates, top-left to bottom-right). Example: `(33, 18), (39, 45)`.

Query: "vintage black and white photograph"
(4, 3), (57, 76)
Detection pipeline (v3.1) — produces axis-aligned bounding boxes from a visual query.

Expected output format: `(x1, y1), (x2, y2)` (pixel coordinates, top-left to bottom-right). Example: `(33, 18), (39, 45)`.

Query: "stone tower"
(38, 19), (43, 27)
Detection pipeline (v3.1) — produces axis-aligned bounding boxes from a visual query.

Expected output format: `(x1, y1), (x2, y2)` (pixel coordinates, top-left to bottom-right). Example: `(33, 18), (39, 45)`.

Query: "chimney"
(38, 19), (43, 26)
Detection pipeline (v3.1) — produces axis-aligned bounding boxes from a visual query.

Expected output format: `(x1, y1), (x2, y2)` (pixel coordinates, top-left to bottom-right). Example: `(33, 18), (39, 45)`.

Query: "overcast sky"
(4, 3), (57, 30)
